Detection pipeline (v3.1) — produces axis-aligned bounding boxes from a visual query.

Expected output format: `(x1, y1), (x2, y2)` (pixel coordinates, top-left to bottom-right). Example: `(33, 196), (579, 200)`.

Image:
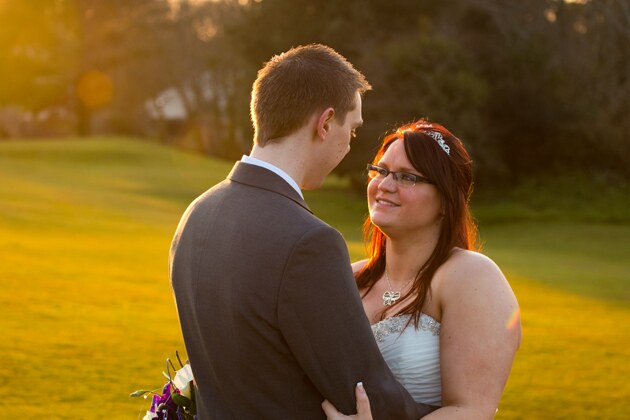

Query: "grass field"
(0, 138), (628, 419)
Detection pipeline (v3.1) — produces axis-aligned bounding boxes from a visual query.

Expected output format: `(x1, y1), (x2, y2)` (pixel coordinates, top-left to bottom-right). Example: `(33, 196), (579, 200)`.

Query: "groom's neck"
(249, 140), (310, 189)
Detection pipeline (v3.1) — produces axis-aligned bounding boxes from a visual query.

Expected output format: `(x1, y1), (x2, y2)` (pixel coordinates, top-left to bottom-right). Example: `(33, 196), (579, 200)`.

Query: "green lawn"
(0, 138), (628, 418)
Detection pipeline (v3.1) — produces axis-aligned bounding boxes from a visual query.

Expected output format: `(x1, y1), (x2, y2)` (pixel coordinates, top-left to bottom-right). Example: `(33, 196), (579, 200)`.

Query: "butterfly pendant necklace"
(382, 268), (414, 306)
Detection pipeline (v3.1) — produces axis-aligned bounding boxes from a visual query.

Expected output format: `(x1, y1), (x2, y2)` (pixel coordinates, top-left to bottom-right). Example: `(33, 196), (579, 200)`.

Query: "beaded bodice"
(371, 313), (441, 342)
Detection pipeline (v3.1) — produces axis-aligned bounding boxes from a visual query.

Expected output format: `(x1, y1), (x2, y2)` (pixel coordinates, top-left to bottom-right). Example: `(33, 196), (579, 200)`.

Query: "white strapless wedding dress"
(371, 313), (442, 406)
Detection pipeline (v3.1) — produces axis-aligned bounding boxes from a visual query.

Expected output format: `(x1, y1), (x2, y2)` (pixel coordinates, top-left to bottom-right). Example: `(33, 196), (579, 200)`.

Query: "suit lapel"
(227, 162), (313, 214)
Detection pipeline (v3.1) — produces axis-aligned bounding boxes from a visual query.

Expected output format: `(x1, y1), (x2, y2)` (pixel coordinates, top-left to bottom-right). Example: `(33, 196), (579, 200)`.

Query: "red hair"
(356, 119), (479, 325)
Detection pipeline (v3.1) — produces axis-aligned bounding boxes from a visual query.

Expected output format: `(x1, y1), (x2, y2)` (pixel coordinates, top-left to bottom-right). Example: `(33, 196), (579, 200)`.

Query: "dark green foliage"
(220, 0), (630, 185)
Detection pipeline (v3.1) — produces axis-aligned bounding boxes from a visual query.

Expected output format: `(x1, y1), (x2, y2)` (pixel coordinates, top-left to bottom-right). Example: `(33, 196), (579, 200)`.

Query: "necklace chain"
(382, 268), (414, 306)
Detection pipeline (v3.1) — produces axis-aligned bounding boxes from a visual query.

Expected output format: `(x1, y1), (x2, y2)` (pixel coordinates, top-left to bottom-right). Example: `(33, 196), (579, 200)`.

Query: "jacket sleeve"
(277, 226), (436, 419)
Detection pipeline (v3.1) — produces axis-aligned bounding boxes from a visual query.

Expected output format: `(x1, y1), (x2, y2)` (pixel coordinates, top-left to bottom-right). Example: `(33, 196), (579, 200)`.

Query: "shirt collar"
(240, 155), (304, 199)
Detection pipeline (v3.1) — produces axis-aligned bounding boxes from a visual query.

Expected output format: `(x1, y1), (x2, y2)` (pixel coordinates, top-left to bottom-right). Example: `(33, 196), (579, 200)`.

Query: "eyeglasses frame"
(366, 163), (433, 187)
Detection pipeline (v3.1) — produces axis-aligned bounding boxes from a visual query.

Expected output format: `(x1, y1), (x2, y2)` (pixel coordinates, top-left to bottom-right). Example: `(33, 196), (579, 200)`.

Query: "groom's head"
(250, 44), (371, 147)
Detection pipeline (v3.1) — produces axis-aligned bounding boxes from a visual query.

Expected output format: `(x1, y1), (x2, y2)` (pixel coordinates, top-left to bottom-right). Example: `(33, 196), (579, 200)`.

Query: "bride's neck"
(384, 234), (438, 286)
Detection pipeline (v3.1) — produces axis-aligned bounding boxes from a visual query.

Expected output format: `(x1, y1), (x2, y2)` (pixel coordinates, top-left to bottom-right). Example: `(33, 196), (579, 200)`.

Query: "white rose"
(173, 364), (194, 399)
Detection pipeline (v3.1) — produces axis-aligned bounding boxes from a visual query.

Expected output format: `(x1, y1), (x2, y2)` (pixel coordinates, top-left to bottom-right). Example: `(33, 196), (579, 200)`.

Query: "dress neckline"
(370, 312), (440, 328)
(370, 313), (441, 342)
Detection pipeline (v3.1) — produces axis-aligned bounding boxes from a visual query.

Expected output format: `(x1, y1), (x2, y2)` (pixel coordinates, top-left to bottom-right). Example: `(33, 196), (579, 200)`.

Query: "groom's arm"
(278, 226), (436, 419)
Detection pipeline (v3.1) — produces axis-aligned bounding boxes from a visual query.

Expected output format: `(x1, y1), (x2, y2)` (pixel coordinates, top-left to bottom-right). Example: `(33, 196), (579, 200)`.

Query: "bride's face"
(367, 139), (443, 236)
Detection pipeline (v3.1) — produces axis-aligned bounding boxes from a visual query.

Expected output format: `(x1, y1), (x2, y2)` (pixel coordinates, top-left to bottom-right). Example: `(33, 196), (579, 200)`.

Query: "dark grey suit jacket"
(170, 162), (434, 419)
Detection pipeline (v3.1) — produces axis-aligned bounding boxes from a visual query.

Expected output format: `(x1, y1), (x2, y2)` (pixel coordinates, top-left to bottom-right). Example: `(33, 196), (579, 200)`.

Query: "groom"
(170, 44), (434, 419)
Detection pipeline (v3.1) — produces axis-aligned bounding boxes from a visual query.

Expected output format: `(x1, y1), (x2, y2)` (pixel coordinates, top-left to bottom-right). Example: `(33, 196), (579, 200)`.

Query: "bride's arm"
(424, 251), (521, 419)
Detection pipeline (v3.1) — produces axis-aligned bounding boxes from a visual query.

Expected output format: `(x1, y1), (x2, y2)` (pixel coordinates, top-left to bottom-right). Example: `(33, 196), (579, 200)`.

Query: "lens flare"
(77, 70), (114, 108)
(505, 307), (521, 331)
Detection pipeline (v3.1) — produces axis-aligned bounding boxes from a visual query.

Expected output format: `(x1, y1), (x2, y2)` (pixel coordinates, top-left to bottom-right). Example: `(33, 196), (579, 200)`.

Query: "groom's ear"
(315, 108), (335, 140)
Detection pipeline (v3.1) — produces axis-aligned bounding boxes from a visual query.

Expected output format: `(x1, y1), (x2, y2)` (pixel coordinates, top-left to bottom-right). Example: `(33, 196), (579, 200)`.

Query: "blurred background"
(0, 0), (628, 418)
(2, 0), (630, 186)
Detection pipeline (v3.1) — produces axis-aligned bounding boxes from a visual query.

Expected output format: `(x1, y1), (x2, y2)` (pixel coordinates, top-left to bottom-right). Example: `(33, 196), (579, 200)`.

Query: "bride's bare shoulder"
(351, 259), (369, 275)
(444, 248), (501, 272)
(437, 249), (515, 305)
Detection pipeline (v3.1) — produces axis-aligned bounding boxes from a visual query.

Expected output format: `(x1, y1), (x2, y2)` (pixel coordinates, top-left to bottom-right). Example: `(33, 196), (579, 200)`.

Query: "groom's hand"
(321, 382), (373, 420)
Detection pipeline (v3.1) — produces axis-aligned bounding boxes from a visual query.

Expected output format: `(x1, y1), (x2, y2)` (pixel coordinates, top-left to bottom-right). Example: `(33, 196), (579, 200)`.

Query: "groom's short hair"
(250, 44), (371, 146)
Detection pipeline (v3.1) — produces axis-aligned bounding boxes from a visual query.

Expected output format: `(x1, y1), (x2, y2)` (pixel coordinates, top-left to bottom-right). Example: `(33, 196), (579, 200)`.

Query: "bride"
(323, 120), (521, 419)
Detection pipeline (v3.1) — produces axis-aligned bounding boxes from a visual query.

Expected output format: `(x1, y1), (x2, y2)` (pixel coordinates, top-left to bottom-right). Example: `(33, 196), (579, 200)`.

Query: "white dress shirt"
(240, 155), (304, 199)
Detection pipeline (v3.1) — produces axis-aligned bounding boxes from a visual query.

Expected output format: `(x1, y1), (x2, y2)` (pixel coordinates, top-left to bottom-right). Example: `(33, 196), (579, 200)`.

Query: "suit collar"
(227, 161), (312, 214)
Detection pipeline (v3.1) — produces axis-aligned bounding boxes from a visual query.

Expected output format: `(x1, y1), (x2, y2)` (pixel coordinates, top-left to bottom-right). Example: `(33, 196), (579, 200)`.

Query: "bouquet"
(131, 351), (196, 420)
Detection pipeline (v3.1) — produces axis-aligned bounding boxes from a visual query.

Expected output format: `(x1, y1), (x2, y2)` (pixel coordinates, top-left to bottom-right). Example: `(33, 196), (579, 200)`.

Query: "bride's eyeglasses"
(366, 164), (433, 187)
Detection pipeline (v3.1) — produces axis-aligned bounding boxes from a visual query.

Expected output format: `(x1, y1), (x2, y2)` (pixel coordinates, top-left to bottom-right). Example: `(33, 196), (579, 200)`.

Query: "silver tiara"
(424, 130), (450, 155)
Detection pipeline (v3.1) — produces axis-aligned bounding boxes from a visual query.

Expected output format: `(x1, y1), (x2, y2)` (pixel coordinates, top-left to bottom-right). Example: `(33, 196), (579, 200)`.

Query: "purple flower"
(149, 383), (171, 412)
(148, 381), (182, 419)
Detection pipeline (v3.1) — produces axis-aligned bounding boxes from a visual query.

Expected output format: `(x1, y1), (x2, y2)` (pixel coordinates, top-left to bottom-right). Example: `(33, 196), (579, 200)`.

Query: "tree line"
(1, 0), (628, 186)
